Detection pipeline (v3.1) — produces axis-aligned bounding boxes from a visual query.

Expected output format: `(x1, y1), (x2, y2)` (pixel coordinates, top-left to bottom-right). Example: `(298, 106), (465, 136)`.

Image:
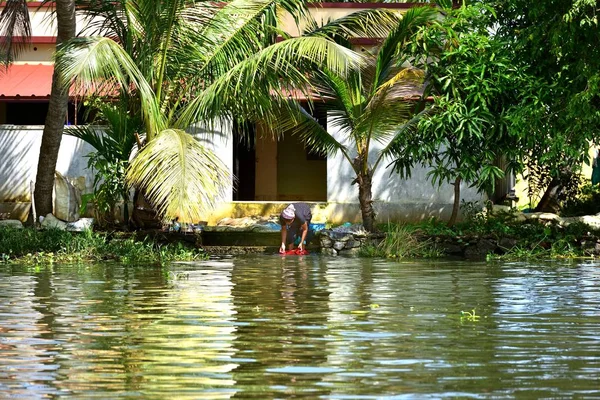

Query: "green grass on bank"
(0, 227), (207, 265)
(361, 206), (600, 260)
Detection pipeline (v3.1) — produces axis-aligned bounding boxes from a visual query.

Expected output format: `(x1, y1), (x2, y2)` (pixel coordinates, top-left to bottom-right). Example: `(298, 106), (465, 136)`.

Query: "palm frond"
(55, 36), (164, 138)
(176, 35), (362, 128)
(275, 102), (348, 157)
(66, 99), (141, 162)
(304, 8), (401, 42)
(126, 129), (230, 223)
(373, 6), (436, 93)
(0, 0), (31, 66)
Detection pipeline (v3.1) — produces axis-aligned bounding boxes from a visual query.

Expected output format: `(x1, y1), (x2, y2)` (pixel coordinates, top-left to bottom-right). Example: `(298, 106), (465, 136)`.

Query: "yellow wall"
(276, 133), (327, 201)
(514, 146), (599, 209)
(254, 126), (278, 201)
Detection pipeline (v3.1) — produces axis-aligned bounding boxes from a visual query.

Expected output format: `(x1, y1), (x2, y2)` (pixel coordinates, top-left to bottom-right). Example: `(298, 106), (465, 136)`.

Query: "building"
(0, 2), (484, 224)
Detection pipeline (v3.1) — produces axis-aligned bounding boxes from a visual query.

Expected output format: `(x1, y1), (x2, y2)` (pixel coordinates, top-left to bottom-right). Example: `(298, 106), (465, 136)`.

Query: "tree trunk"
(447, 176), (461, 227)
(534, 177), (559, 213)
(33, 0), (76, 219)
(358, 171), (376, 232)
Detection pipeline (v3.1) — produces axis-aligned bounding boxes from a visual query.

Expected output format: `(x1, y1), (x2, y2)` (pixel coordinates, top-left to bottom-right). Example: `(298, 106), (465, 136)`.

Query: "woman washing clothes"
(279, 203), (314, 254)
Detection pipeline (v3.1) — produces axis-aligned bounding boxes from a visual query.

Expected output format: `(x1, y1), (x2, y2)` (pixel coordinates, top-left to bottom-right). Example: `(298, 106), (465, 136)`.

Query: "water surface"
(1, 256), (600, 398)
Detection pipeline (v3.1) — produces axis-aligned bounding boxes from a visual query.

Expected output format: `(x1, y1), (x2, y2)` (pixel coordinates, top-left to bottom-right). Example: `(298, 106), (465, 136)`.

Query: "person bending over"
(279, 203), (313, 254)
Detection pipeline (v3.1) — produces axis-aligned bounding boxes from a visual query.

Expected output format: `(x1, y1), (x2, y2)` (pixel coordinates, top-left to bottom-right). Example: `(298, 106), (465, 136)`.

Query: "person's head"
(281, 204), (296, 226)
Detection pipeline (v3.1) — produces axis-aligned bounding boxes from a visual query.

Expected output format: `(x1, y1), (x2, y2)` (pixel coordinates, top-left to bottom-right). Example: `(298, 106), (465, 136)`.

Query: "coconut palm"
(275, 6), (437, 232)
(54, 0), (398, 223)
(0, 0), (76, 220)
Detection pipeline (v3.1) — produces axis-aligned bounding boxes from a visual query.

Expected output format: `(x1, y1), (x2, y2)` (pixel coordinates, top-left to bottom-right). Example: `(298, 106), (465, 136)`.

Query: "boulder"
(321, 248), (337, 256)
(41, 214), (67, 230)
(0, 220), (23, 229)
(333, 241), (346, 251)
(464, 238), (497, 258)
(66, 218), (95, 232)
(53, 172), (81, 222)
(525, 212), (561, 222)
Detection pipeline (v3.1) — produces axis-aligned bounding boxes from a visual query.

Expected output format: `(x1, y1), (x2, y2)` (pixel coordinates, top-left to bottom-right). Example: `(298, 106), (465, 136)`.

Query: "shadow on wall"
(325, 146), (486, 223)
(0, 125), (97, 206)
(0, 126), (43, 202)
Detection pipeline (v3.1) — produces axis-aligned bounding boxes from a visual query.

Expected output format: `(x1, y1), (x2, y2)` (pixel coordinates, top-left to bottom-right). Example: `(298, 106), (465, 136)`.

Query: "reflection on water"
(1, 257), (600, 398)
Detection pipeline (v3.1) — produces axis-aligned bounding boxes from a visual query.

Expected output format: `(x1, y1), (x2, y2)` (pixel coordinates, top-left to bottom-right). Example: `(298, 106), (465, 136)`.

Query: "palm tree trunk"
(447, 176), (461, 227)
(358, 172), (376, 232)
(33, 0), (76, 219)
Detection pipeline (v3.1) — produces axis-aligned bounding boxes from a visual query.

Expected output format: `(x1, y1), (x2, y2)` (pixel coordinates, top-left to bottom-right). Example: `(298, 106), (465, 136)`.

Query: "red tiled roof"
(0, 63), (53, 99)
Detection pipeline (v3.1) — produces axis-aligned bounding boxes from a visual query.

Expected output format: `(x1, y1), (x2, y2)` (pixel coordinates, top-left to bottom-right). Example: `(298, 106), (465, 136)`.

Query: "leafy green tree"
(277, 6), (437, 232)
(489, 0), (600, 210)
(396, 3), (524, 226)
(55, 0), (373, 223)
(0, 0), (76, 220)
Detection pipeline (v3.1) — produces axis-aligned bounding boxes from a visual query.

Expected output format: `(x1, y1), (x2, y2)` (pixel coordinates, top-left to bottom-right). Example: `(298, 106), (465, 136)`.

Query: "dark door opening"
(232, 122), (256, 201)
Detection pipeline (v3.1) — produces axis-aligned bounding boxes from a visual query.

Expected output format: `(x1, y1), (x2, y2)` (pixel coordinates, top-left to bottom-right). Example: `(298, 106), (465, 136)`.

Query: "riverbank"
(365, 207), (600, 260)
(0, 227), (207, 264)
(2, 206), (600, 263)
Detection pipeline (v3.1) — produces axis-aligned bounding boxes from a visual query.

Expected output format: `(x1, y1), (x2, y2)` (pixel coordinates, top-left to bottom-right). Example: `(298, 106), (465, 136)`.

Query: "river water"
(1, 256), (600, 399)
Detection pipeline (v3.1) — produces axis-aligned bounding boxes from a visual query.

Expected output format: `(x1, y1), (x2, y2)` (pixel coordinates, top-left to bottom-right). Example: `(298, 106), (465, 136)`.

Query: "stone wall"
(318, 229), (385, 256)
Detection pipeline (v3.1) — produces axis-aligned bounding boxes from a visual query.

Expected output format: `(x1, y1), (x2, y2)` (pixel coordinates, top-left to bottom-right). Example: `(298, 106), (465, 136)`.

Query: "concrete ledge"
(201, 231), (280, 247)
(204, 201), (460, 225)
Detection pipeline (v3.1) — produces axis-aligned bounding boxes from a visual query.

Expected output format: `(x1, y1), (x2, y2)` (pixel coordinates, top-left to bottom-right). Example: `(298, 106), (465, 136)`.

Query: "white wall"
(326, 116), (485, 222)
(0, 125), (96, 220)
(0, 125), (96, 200)
(188, 121), (234, 203)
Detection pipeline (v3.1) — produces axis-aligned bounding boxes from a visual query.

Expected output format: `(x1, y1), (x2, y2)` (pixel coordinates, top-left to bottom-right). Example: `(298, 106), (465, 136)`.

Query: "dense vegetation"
(0, 227), (206, 265)
(1, 0), (599, 243)
(364, 203), (600, 260)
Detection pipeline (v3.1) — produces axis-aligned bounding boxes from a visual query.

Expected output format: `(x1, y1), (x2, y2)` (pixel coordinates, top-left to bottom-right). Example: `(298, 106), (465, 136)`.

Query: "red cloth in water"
(282, 249), (309, 255)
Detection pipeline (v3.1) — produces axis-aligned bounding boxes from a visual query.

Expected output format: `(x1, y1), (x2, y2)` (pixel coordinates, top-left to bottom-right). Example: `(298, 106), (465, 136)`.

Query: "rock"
(66, 218), (95, 232)
(41, 214), (67, 230)
(438, 242), (463, 255)
(577, 215), (600, 229)
(491, 205), (512, 214)
(580, 240), (600, 255)
(0, 220), (23, 229)
(514, 213), (527, 222)
(321, 248), (337, 256)
(342, 247), (362, 257)
(329, 232), (353, 241)
(525, 212), (561, 222)
(464, 238), (497, 258)
(333, 241), (346, 251)
(345, 240), (361, 249)
(320, 237), (333, 247)
(498, 237), (518, 250)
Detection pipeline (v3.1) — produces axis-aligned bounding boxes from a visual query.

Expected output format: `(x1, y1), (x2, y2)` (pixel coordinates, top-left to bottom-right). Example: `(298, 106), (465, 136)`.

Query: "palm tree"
(0, 0), (76, 220)
(276, 6), (437, 232)
(54, 0), (383, 223)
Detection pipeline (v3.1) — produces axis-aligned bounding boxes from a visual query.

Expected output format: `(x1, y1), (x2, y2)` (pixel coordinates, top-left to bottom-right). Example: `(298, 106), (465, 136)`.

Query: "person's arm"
(280, 225), (287, 253)
(298, 222), (308, 251)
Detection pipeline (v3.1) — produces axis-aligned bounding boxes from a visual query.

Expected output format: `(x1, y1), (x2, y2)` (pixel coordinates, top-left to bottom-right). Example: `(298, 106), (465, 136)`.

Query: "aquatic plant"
(460, 309), (480, 322)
